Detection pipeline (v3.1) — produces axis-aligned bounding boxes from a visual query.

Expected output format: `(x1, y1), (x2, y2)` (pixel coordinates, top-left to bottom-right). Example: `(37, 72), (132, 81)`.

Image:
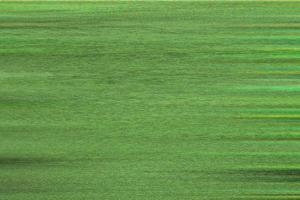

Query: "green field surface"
(1, 1), (300, 199)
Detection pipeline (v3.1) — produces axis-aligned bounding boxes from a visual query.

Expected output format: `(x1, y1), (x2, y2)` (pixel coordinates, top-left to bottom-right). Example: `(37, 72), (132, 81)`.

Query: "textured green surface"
(1, 1), (300, 199)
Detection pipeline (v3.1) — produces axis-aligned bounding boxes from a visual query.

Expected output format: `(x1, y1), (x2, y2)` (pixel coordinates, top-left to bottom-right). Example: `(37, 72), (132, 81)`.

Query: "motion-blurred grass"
(1, 1), (300, 199)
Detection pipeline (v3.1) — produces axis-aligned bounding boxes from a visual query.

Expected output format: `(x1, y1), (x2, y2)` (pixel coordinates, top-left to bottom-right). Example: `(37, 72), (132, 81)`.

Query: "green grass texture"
(1, 1), (300, 199)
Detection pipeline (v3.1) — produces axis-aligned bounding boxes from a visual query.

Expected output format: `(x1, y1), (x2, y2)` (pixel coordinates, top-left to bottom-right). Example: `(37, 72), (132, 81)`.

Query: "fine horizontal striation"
(0, 156), (67, 167)
(1, 1), (300, 200)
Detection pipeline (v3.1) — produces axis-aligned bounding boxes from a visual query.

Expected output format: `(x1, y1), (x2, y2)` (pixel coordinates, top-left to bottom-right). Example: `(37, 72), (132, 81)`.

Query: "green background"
(1, 1), (300, 199)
